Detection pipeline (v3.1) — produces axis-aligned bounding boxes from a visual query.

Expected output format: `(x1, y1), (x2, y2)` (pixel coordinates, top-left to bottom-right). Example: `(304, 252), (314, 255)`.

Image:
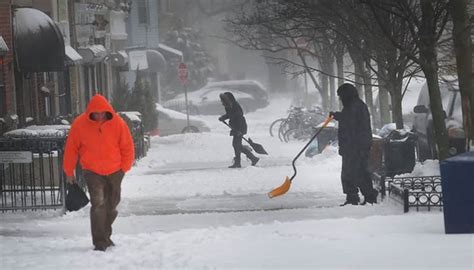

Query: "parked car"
(205, 80), (269, 102)
(412, 77), (465, 161)
(163, 80), (269, 115)
(156, 103), (210, 136)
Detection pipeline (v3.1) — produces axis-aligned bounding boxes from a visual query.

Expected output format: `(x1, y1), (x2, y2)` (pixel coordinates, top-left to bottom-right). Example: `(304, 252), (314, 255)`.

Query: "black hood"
(220, 92), (237, 107)
(337, 83), (359, 107)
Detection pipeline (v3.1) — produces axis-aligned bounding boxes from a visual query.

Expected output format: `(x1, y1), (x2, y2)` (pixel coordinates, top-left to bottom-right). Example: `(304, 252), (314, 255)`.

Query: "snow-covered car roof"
(205, 80), (267, 92)
(165, 88), (254, 106)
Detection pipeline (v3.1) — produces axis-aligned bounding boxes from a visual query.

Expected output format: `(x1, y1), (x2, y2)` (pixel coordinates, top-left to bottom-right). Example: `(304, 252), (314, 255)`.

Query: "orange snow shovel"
(268, 115), (334, 198)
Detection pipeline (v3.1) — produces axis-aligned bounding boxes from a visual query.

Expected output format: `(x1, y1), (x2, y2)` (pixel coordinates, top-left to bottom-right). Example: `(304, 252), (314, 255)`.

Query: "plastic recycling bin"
(317, 126), (338, 153)
(383, 131), (416, 177)
(440, 151), (474, 234)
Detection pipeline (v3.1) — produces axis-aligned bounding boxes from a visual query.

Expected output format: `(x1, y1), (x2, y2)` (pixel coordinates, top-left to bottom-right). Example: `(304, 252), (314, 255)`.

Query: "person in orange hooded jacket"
(64, 94), (134, 251)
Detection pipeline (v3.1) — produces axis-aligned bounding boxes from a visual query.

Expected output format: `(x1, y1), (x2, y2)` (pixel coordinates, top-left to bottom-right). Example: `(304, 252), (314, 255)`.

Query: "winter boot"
(361, 190), (378, 205)
(242, 148), (259, 166)
(228, 157), (241, 168)
(340, 194), (360, 206)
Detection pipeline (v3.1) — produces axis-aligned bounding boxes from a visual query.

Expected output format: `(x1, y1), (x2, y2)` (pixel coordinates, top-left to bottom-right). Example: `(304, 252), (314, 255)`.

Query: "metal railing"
(373, 172), (442, 213)
(0, 138), (66, 212)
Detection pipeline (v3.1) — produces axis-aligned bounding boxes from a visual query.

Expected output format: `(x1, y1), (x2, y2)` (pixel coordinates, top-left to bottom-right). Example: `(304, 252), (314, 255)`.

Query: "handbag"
(66, 183), (90, 211)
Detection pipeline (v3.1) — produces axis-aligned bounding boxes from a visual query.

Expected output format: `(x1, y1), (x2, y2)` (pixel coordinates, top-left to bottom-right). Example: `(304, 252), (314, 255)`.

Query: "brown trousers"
(84, 169), (124, 248)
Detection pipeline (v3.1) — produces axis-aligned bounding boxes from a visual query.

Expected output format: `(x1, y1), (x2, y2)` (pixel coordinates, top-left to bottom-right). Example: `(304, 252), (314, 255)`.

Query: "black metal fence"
(0, 138), (66, 211)
(373, 173), (442, 213)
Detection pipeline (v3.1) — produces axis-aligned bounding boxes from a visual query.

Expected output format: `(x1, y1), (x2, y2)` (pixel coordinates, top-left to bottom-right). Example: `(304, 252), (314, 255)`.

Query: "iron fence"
(0, 138), (66, 212)
(373, 172), (443, 213)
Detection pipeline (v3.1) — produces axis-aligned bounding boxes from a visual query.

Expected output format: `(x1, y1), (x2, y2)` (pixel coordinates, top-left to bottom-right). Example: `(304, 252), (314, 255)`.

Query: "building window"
(138, 0), (149, 25)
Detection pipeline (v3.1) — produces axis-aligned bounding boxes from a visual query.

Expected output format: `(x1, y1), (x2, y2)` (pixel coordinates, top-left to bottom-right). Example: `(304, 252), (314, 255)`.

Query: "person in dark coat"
(218, 92), (259, 168)
(330, 83), (378, 206)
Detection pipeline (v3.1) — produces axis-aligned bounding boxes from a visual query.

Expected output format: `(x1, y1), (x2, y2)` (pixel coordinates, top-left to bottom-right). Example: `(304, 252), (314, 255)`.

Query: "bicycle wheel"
(278, 120), (290, 142)
(269, 118), (285, 137)
(283, 128), (301, 142)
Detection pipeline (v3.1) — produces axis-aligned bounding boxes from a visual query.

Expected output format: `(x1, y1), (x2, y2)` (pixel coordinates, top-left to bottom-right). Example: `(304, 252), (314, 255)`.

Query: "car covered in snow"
(156, 103), (210, 136)
(163, 80), (269, 115)
(204, 80), (269, 103)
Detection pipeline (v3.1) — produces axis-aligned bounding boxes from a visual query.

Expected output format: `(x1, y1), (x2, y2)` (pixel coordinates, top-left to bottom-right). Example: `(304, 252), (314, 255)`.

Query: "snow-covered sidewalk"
(1, 97), (473, 269)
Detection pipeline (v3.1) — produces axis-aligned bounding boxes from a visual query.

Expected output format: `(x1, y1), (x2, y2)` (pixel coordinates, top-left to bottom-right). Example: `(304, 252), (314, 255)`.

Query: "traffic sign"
(178, 62), (188, 85)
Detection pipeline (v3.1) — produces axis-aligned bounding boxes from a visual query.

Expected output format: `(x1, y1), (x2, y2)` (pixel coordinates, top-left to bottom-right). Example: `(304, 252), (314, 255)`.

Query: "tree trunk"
(335, 50), (344, 109)
(376, 62), (391, 127)
(319, 73), (329, 112)
(363, 70), (375, 128)
(353, 59), (364, 98)
(328, 60), (336, 111)
(389, 83), (404, 129)
(379, 84), (391, 126)
(449, 0), (473, 143)
(419, 0), (450, 160)
(298, 51), (328, 111)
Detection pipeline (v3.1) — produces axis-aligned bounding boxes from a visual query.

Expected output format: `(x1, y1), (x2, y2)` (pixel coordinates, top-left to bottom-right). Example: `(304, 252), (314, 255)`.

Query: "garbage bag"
(66, 183), (89, 211)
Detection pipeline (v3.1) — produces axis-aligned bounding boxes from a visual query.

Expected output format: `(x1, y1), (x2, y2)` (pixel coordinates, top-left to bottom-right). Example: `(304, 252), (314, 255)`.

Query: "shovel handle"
(289, 115), (334, 181)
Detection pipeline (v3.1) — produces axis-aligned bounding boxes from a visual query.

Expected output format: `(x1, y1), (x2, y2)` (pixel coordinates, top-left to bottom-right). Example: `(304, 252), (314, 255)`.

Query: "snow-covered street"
(1, 97), (473, 269)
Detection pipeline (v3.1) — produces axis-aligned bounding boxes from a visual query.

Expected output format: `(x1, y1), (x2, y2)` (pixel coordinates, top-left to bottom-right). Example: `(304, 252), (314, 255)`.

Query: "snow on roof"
(65, 45), (82, 62)
(158, 43), (183, 58)
(14, 8), (54, 36)
(119, 111), (142, 122)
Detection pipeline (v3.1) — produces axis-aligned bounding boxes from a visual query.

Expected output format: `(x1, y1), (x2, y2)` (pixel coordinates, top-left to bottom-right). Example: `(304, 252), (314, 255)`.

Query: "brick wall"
(0, 1), (14, 115)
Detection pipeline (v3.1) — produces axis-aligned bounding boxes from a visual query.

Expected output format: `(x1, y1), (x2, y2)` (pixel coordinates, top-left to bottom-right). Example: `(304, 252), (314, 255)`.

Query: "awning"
(14, 8), (65, 72)
(0, 35), (8, 56)
(146, 49), (167, 73)
(77, 44), (107, 64)
(110, 50), (128, 67)
(65, 45), (82, 65)
(157, 43), (183, 59)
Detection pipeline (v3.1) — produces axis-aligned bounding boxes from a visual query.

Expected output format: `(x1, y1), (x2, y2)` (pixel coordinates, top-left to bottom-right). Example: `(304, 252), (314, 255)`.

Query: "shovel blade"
(268, 176), (291, 198)
(248, 138), (268, 155)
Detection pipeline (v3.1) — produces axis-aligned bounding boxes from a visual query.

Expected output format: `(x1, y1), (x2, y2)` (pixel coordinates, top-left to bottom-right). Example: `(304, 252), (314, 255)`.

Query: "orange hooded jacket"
(63, 94), (135, 177)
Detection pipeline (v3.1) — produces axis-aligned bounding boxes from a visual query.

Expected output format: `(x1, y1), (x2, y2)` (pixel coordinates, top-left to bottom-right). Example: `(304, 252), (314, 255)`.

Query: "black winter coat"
(219, 92), (247, 136)
(333, 85), (372, 155)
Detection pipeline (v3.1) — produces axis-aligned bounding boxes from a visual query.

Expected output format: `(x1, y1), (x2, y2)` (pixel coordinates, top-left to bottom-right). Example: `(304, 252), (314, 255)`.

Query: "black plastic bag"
(66, 183), (89, 211)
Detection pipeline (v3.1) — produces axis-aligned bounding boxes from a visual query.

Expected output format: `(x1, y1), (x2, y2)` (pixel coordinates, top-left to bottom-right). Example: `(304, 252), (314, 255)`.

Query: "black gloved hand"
(329, 111), (340, 120)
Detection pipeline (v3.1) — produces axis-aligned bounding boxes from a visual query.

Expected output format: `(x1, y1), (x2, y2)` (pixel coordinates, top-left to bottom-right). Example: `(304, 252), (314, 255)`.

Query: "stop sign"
(178, 62), (188, 85)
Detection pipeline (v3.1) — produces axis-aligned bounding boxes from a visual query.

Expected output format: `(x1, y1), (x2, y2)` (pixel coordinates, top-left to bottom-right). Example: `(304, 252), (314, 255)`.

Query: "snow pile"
(3, 125), (70, 138)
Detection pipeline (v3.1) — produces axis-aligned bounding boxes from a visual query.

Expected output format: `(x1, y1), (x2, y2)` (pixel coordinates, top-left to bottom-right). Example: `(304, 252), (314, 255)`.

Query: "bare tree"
(448, 0), (473, 146)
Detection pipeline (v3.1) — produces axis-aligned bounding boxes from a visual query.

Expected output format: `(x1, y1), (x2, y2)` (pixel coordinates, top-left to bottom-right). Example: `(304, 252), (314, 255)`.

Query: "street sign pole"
(184, 84), (190, 128)
(178, 62), (190, 129)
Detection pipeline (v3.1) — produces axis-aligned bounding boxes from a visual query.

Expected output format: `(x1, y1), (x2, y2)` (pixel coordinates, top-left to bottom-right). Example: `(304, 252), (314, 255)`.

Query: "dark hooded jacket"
(333, 83), (372, 155)
(219, 92), (247, 136)
(63, 94), (135, 176)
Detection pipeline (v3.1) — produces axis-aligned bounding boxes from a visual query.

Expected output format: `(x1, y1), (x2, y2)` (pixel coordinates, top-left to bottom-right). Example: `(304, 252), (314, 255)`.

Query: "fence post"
(403, 189), (409, 213)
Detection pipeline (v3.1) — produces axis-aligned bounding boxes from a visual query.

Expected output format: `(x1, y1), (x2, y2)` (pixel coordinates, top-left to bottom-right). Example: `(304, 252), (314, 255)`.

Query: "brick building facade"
(0, 1), (14, 117)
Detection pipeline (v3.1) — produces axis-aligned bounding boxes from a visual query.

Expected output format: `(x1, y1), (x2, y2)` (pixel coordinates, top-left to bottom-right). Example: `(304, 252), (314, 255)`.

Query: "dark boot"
(242, 148), (259, 166)
(340, 194), (360, 206)
(361, 190), (378, 205)
(228, 157), (241, 168)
